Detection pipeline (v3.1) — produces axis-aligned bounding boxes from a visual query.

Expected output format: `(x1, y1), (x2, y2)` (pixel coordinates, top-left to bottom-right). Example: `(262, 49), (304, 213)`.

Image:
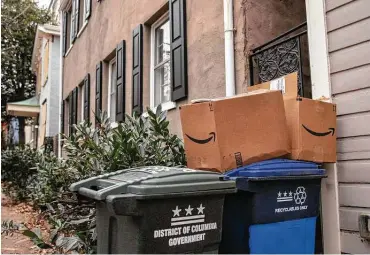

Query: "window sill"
(110, 122), (119, 129)
(77, 21), (88, 38)
(143, 101), (177, 117)
(65, 44), (73, 57)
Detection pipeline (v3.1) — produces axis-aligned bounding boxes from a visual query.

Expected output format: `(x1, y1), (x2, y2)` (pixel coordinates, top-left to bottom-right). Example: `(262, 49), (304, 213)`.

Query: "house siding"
(38, 35), (61, 139)
(47, 36), (61, 137)
(325, 0), (370, 253)
(39, 38), (49, 141)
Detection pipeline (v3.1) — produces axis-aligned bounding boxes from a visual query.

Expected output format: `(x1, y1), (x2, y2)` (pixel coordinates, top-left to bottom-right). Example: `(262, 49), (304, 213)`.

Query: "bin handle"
(78, 187), (100, 200)
(359, 214), (370, 240)
(77, 182), (131, 200)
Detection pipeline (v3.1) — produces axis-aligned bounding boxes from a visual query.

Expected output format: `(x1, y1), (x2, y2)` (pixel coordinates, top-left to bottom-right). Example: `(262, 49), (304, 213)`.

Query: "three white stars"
(278, 191), (293, 197)
(172, 204), (205, 217)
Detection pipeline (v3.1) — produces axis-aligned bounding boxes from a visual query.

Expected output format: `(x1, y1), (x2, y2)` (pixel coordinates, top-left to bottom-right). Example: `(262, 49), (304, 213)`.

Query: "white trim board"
(305, 0), (341, 253)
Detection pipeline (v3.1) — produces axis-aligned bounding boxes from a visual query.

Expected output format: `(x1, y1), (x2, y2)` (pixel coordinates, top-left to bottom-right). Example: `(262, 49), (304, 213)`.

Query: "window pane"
(154, 61), (171, 105)
(81, 84), (84, 120)
(155, 20), (170, 65)
(110, 61), (116, 121)
(161, 84), (171, 103)
(110, 93), (116, 122)
(111, 61), (116, 94)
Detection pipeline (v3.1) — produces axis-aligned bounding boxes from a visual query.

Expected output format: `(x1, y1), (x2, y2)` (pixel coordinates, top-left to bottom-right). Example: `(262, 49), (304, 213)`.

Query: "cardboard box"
(179, 90), (290, 173)
(247, 73), (337, 162)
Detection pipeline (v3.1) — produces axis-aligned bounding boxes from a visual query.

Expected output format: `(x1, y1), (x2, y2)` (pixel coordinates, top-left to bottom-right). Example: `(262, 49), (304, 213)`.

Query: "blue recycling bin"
(219, 159), (326, 254)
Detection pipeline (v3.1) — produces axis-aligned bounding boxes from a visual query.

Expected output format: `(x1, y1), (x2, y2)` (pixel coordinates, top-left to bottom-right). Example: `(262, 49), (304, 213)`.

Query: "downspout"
(224, 0), (236, 96)
(58, 11), (63, 159)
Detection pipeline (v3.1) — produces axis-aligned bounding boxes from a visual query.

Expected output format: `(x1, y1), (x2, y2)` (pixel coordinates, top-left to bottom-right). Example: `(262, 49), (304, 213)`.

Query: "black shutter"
(72, 87), (78, 127)
(84, 74), (90, 121)
(61, 100), (65, 134)
(132, 25), (143, 115)
(170, 0), (188, 101)
(95, 62), (102, 117)
(62, 12), (68, 56)
(85, 0), (91, 19)
(68, 93), (73, 135)
(116, 40), (126, 122)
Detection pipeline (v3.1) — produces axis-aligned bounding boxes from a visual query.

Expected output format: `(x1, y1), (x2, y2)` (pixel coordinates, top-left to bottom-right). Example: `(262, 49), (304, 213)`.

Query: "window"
(65, 7), (72, 50)
(80, 83), (85, 121)
(108, 58), (117, 123)
(78, 0), (90, 33)
(68, 88), (78, 135)
(83, 0), (91, 22)
(63, 0), (91, 55)
(78, 0), (85, 31)
(150, 13), (175, 110)
(70, 2), (76, 43)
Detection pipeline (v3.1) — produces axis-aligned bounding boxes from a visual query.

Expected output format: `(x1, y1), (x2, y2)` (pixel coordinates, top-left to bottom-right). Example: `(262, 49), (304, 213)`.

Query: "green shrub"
(2, 107), (186, 253)
(63, 107), (186, 177)
(1, 145), (40, 200)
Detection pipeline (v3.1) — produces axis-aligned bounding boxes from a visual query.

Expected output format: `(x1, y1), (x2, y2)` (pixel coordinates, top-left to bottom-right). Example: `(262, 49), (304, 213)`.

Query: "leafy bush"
(1, 145), (40, 200)
(2, 107), (186, 254)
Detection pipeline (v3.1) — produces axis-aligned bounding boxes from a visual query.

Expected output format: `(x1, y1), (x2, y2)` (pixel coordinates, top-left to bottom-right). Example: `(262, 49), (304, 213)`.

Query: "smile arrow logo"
(302, 125), (335, 137)
(185, 132), (216, 144)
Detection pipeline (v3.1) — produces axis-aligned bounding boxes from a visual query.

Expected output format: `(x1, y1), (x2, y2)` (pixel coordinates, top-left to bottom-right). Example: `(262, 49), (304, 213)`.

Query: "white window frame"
(83, 0), (90, 21)
(150, 12), (176, 112)
(107, 58), (118, 127)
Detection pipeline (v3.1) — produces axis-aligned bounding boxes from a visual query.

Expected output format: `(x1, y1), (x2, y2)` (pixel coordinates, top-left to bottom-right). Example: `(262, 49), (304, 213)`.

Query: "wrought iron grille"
(249, 22), (310, 97)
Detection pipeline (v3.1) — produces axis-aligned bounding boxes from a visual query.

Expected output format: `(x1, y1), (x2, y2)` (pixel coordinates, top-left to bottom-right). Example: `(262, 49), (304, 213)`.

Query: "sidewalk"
(1, 194), (49, 254)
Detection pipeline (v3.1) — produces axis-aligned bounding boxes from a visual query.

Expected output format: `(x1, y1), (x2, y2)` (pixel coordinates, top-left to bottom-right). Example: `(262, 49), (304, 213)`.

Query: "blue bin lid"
(225, 159), (325, 178)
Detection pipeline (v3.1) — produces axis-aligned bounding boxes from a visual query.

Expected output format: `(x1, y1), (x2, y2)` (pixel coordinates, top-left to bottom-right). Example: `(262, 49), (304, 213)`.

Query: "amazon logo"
(302, 124), (335, 137)
(185, 132), (216, 144)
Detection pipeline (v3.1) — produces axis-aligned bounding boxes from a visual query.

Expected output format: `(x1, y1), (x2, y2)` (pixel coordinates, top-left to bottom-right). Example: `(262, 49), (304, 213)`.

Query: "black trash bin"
(219, 159), (326, 254)
(70, 166), (235, 254)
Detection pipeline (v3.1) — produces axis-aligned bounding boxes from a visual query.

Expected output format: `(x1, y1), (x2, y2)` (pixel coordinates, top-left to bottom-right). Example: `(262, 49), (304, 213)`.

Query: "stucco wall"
(234, 0), (306, 94)
(63, 0), (306, 137)
(62, 0), (226, 138)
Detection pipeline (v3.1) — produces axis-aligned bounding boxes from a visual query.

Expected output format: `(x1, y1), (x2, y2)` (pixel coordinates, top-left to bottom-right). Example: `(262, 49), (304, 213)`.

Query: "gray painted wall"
(38, 36), (60, 138)
(325, 0), (370, 253)
(47, 36), (60, 137)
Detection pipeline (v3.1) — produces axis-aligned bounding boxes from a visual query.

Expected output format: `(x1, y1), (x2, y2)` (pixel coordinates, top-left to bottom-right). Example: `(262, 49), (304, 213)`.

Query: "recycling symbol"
(294, 186), (307, 205)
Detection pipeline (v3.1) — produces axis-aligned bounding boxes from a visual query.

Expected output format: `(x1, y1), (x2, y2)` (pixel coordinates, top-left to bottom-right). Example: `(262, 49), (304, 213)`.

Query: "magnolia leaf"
(69, 218), (91, 225)
(22, 229), (40, 240)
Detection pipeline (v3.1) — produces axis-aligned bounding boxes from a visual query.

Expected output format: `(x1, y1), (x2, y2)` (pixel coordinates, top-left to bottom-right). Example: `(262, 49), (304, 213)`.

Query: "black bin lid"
(70, 166), (235, 201)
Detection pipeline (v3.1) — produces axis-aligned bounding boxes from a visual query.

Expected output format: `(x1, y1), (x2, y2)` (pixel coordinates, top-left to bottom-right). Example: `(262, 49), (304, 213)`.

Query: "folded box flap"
(247, 72), (298, 100)
(190, 89), (271, 104)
